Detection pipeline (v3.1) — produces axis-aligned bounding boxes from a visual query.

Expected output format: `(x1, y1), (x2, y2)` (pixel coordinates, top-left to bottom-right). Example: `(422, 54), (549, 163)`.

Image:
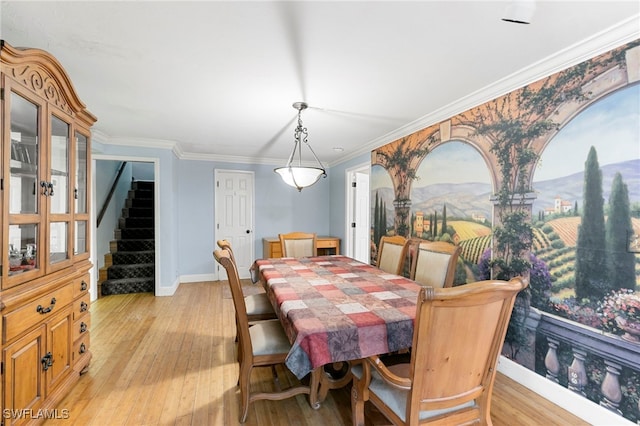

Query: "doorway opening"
(345, 162), (370, 263)
(91, 155), (160, 300)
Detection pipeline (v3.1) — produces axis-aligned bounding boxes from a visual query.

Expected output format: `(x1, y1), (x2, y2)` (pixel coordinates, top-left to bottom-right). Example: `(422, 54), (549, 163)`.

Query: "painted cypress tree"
(382, 201), (387, 236)
(575, 146), (607, 300)
(429, 213), (433, 237)
(378, 192), (382, 241)
(574, 200), (579, 216)
(441, 204), (448, 236)
(605, 172), (636, 291)
(373, 191), (380, 246)
(433, 211), (438, 238)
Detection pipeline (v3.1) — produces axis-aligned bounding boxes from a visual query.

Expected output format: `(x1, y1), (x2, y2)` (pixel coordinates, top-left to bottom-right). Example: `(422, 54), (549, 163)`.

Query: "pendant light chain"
(274, 101), (327, 191)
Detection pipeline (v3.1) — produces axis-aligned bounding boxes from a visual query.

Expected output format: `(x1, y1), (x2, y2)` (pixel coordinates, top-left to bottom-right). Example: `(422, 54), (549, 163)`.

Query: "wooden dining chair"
(216, 240), (276, 323)
(376, 235), (409, 275)
(278, 232), (317, 257)
(214, 249), (318, 423)
(351, 277), (528, 426)
(409, 241), (462, 288)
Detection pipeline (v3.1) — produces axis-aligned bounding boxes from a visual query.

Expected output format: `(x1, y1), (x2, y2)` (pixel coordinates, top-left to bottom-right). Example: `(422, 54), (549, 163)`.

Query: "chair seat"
(351, 363), (476, 423)
(249, 319), (292, 356)
(245, 293), (275, 316)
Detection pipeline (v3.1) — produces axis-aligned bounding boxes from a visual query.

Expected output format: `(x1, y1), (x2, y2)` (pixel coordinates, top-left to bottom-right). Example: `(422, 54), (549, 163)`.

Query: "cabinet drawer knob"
(79, 343), (86, 354)
(36, 298), (56, 314)
(80, 301), (88, 312)
(81, 280), (88, 291)
(80, 322), (88, 333)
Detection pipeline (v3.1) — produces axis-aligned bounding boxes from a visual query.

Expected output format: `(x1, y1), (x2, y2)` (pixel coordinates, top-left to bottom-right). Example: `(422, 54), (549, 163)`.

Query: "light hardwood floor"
(45, 281), (588, 426)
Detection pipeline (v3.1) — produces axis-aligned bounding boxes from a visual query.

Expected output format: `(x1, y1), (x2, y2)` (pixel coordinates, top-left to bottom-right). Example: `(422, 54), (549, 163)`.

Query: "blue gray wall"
(93, 142), (350, 288)
(175, 160), (332, 275)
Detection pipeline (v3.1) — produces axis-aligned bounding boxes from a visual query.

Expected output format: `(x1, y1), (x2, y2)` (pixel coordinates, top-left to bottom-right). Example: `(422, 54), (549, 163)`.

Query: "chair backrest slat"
(376, 235), (408, 275)
(279, 232), (317, 257)
(410, 241), (461, 288)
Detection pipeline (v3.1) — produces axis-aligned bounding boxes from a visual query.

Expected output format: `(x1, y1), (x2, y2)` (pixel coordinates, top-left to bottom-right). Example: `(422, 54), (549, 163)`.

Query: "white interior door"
(353, 171), (370, 263)
(215, 170), (255, 279)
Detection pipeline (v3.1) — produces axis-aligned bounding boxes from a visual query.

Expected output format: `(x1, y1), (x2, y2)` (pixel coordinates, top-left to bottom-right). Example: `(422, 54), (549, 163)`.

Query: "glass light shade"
(274, 166), (325, 191)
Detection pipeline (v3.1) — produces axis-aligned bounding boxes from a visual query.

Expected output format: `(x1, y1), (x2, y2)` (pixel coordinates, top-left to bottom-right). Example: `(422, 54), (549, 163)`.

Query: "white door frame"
(344, 162), (370, 262)
(91, 155), (160, 300)
(214, 169), (255, 280)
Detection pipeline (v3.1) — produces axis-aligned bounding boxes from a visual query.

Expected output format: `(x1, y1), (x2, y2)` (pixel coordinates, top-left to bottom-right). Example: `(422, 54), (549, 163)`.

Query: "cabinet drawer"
(270, 244), (283, 258)
(319, 239), (338, 249)
(73, 293), (91, 320)
(73, 331), (90, 362)
(4, 284), (74, 343)
(73, 314), (91, 342)
(73, 274), (90, 298)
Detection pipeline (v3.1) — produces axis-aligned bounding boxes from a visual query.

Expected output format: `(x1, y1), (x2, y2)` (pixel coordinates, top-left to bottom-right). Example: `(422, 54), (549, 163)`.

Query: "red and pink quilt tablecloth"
(252, 255), (421, 379)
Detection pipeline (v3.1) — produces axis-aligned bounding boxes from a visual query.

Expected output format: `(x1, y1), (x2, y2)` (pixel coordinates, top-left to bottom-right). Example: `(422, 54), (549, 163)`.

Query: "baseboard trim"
(497, 356), (633, 425)
(155, 276), (181, 296)
(179, 273), (216, 284)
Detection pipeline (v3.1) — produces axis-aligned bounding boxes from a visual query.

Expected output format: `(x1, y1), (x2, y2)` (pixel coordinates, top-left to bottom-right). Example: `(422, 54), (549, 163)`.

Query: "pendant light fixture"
(274, 102), (327, 191)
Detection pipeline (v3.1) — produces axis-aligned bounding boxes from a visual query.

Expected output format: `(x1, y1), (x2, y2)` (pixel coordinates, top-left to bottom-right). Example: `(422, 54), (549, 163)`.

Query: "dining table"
(250, 254), (423, 407)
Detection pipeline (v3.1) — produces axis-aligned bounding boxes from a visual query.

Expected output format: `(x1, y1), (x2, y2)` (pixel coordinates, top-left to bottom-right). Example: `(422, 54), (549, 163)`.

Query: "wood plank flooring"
(45, 281), (588, 426)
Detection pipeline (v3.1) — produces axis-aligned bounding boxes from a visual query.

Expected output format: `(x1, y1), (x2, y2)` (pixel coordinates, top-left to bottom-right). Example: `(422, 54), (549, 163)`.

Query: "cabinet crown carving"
(1, 40), (97, 126)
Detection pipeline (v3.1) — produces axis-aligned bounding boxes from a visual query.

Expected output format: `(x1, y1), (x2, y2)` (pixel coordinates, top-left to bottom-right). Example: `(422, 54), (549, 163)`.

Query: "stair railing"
(97, 161), (128, 227)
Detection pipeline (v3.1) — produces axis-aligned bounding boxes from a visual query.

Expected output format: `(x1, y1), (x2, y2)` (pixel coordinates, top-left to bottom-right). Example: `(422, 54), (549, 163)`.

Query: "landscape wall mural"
(370, 40), (640, 422)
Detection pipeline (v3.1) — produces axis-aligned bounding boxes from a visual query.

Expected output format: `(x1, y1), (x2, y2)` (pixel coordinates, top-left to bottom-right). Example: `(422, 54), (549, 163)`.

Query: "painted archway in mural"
(373, 42), (640, 238)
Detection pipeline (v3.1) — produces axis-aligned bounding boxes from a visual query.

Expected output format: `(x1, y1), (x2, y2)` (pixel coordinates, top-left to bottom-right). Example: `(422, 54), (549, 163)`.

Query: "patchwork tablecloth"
(252, 255), (421, 379)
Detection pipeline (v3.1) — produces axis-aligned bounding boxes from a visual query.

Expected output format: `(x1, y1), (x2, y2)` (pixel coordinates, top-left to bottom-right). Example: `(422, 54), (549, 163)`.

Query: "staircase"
(99, 180), (155, 296)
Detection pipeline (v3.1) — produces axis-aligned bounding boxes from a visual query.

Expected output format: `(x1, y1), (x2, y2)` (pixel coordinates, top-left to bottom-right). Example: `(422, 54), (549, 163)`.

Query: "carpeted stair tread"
(115, 239), (155, 251)
(126, 198), (154, 208)
(124, 207), (153, 218)
(132, 181), (154, 190)
(119, 217), (154, 229)
(108, 263), (155, 279)
(112, 250), (155, 265)
(117, 228), (154, 239)
(101, 277), (154, 295)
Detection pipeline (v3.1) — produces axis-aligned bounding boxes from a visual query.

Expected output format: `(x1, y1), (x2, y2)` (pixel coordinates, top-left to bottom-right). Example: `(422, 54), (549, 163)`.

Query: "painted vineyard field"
(450, 221), (492, 265)
(451, 215), (640, 291)
(449, 220), (492, 241)
(533, 217), (640, 295)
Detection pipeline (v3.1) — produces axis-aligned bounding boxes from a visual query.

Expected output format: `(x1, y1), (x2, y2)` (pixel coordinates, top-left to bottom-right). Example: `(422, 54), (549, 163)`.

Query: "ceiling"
(1, 1), (639, 167)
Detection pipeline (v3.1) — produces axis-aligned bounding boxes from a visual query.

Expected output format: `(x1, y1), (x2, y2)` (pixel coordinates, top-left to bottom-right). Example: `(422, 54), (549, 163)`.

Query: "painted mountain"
(372, 159), (639, 227)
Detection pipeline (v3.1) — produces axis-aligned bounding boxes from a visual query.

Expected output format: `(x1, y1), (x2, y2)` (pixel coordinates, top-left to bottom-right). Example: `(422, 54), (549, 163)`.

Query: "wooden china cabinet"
(0, 41), (95, 424)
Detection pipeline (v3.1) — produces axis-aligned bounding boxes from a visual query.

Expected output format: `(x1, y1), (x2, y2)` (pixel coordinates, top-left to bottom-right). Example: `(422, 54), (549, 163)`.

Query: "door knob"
(246, 230), (251, 234)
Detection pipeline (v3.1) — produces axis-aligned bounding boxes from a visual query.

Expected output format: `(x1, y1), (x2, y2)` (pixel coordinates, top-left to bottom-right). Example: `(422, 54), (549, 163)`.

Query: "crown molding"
(179, 151), (282, 166)
(106, 137), (179, 150)
(332, 13), (640, 168)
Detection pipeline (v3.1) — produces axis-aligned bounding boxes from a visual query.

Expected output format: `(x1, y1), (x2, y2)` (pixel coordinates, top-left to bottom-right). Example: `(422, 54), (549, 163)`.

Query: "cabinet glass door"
(7, 92), (41, 280)
(9, 94), (38, 215)
(74, 132), (89, 255)
(49, 221), (68, 264)
(49, 115), (70, 265)
(50, 116), (69, 215)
